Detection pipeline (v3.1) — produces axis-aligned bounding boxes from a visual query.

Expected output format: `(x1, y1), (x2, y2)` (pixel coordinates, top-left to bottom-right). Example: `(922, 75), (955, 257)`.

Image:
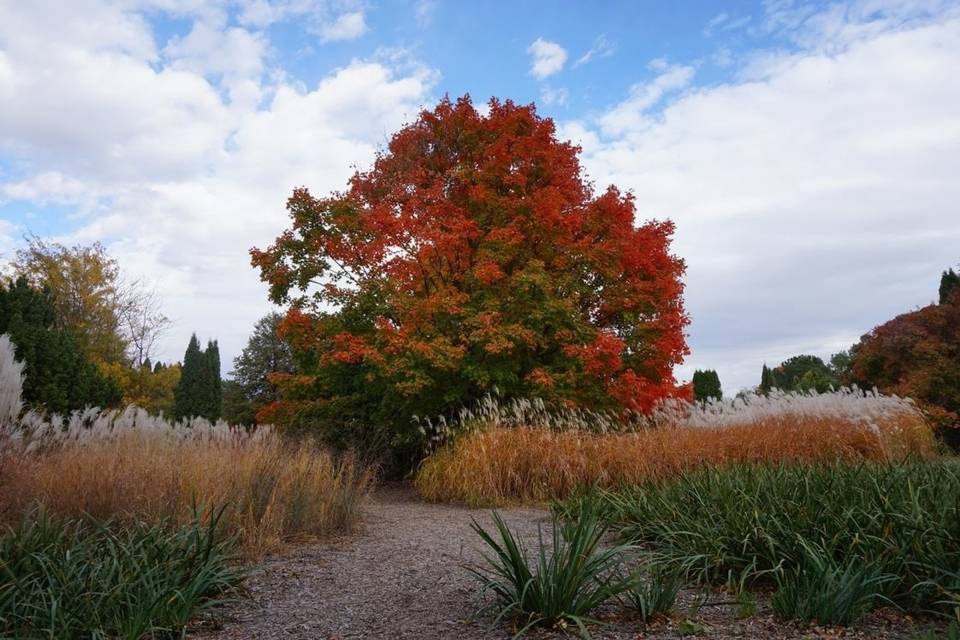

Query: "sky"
(1, 0), (959, 393)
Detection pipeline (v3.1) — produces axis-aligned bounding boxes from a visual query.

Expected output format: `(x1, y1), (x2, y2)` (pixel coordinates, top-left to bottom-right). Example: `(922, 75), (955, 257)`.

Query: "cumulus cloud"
(563, 2), (960, 390)
(0, 0), (434, 372)
(527, 37), (568, 80)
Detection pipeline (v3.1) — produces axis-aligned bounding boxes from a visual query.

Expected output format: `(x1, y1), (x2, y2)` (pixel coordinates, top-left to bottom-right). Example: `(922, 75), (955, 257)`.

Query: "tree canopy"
(252, 96), (690, 458)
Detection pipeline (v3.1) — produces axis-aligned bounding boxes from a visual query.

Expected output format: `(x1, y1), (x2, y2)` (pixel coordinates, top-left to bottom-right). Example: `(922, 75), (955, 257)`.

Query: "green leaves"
(468, 506), (633, 638)
(0, 507), (244, 639)
(560, 461), (960, 619)
(770, 541), (896, 625)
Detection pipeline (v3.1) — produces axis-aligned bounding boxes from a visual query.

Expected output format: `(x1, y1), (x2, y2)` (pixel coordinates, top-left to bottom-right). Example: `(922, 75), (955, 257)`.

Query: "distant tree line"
(758, 264), (960, 447)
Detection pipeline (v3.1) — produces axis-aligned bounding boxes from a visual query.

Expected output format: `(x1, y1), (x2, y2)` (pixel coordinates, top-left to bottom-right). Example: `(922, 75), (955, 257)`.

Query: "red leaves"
(251, 95), (690, 420)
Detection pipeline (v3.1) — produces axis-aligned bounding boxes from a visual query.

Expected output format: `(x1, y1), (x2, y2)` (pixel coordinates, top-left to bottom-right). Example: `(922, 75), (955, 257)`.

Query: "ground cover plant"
(557, 460), (960, 624)
(416, 388), (935, 505)
(0, 508), (243, 639)
(469, 505), (634, 638)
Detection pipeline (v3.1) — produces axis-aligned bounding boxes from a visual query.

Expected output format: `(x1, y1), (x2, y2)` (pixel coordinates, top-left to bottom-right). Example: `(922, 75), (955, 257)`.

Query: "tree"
(941, 267), (960, 305)
(759, 364), (776, 394)
(768, 355), (837, 392)
(692, 369), (722, 402)
(119, 287), (171, 368)
(12, 236), (171, 367)
(12, 237), (126, 364)
(0, 277), (121, 413)
(174, 334), (204, 420)
(223, 312), (294, 425)
(252, 96), (690, 460)
(849, 287), (960, 446)
(100, 359), (181, 416)
(173, 335), (221, 421)
(203, 340), (222, 421)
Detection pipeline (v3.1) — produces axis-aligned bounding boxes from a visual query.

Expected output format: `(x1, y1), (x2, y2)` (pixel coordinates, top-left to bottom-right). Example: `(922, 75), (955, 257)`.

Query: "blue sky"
(1, 0), (959, 392)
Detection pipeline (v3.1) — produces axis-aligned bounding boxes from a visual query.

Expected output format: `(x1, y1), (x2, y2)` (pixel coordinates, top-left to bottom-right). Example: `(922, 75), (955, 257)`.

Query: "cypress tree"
(692, 369), (722, 402)
(204, 339), (222, 421)
(173, 334), (204, 420)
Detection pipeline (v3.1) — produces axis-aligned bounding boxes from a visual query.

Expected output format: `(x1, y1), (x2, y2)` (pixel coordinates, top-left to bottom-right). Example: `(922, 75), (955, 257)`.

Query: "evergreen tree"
(173, 334), (204, 420)
(940, 268), (960, 305)
(759, 364), (776, 394)
(173, 335), (222, 421)
(204, 339), (222, 421)
(692, 369), (722, 402)
(0, 277), (120, 413)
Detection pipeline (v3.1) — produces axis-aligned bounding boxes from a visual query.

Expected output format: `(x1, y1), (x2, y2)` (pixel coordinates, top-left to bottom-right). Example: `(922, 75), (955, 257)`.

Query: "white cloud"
(317, 11), (367, 42)
(527, 37), (567, 80)
(564, 6), (960, 391)
(540, 86), (568, 106)
(574, 34), (614, 67)
(0, 1), (435, 373)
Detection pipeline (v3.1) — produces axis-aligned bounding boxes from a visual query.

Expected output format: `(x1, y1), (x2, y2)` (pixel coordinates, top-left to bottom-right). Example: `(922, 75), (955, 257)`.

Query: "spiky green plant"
(770, 541), (896, 625)
(621, 565), (681, 624)
(0, 506), (244, 639)
(468, 506), (632, 638)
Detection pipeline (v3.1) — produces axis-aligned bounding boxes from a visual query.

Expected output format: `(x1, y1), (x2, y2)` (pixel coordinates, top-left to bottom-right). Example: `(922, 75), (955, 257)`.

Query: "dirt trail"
(199, 486), (935, 640)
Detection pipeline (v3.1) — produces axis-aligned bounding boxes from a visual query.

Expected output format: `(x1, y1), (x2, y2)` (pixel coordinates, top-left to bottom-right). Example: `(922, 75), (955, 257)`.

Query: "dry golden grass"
(0, 431), (374, 557)
(415, 397), (936, 506)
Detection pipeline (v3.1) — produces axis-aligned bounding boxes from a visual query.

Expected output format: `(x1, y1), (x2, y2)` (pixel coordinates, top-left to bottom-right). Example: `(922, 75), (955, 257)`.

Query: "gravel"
(193, 485), (944, 639)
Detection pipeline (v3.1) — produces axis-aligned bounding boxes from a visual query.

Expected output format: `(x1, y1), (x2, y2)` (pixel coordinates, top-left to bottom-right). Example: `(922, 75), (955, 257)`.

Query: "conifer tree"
(173, 334), (203, 420)
(204, 339), (222, 421)
(692, 369), (722, 402)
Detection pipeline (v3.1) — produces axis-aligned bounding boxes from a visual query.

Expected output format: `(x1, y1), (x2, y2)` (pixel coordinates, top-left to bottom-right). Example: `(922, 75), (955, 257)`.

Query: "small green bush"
(0, 508), (244, 639)
(622, 566), (681, 624)
(468, 506), (632, 638)
(770, 542), (895, 625)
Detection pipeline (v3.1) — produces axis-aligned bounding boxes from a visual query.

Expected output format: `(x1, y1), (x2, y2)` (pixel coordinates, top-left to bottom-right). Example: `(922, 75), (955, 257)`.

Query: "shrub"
(416, 389), (934, 505)
(0, 508), (243, 639)
(469, 506), (632, 638)
(622, 566), (681, 624)
(0, 406), (374, 557)
(560, 461), (960, 615)
(770, 541), (895, 625)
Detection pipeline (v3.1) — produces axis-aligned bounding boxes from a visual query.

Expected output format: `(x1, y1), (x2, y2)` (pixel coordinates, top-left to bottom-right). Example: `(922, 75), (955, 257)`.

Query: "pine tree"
(940, 268), (960, 305)
(692, 369), (722, 402)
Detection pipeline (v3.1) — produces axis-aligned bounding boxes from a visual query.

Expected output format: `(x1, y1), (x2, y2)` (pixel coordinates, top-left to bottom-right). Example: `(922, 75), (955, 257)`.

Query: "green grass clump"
(469, 506), (632, 638)
(556, 460), (960, 619)
(0, 508), (244, 639)
(622, 566), (681, 624)
(770, 541), (896, 625)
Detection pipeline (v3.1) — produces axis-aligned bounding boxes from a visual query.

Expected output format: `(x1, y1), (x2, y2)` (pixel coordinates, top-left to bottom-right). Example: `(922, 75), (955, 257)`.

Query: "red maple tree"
(251, 96), (690, 450)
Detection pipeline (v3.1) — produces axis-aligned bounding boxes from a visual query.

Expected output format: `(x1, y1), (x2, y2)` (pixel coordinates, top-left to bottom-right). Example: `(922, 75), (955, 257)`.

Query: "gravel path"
(197, 486), (943, 640)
